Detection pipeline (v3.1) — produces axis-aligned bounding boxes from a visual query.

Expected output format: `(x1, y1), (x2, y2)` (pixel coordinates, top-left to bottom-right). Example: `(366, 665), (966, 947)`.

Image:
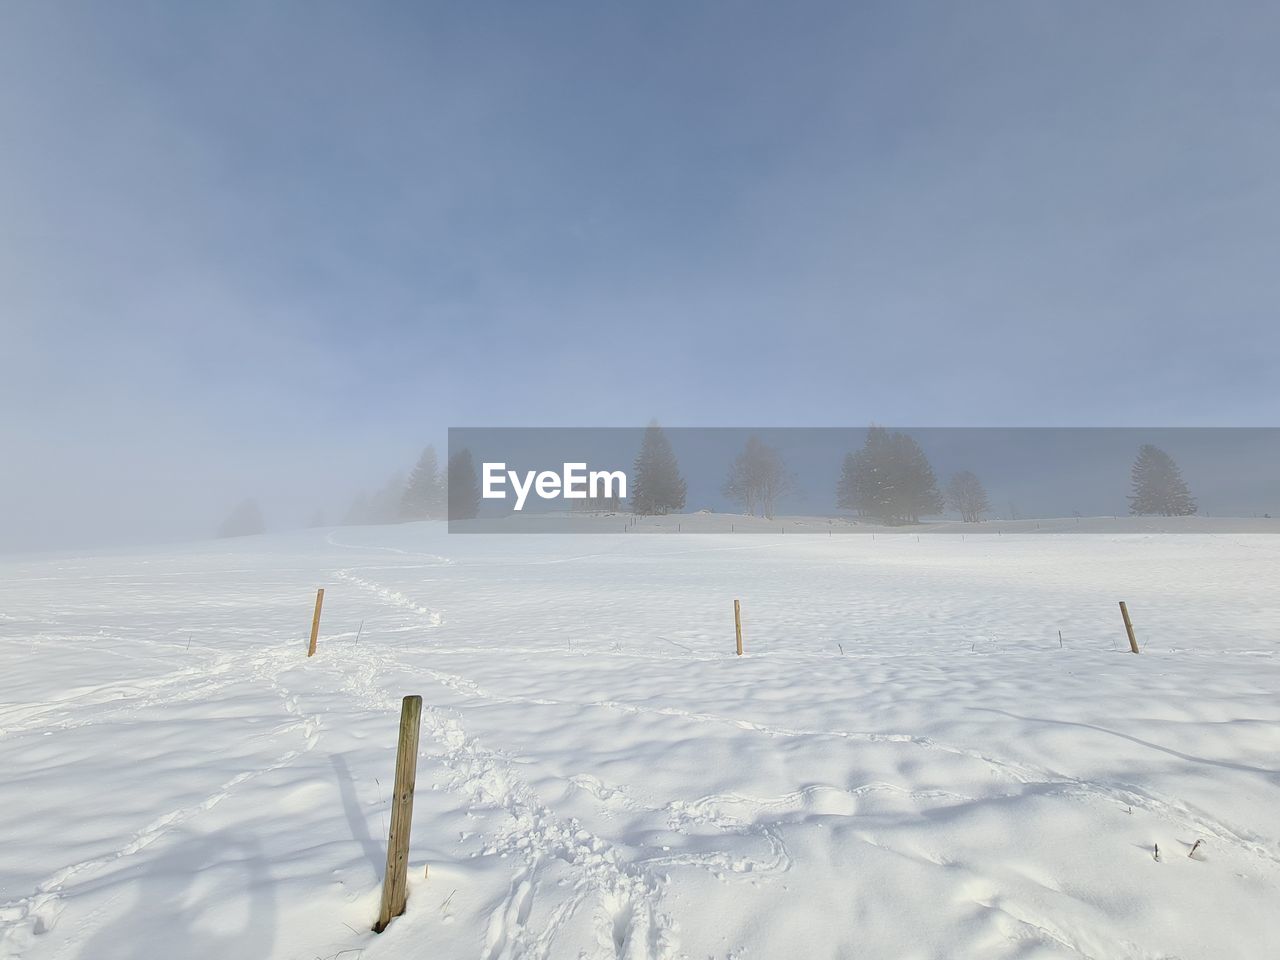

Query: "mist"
(4, 2), (1280, 552)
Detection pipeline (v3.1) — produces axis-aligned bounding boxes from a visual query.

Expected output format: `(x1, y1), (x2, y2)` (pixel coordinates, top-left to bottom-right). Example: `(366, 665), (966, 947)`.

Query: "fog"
(4, 3), (1280, 552)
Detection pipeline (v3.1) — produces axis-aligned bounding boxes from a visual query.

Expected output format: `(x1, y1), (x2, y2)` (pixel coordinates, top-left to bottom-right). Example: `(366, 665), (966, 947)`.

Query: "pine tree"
(946, 471), (990, 523)
(631, 421), (687, 516)
(896, 434), (944, 522)
(838, 426), (894, 518)
(839, 428), (942, 523)
(218, 498), (265, 538)
(400, 446), (444, 521)
(1128, 445), (1196, 516)
(447, 448), (481, 520)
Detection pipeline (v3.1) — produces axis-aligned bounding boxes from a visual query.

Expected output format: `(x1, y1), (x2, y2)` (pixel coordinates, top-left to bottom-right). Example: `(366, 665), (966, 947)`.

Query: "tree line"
(630, 426), (1199, 523)
(394, 446), (482, 522)
(218, 428), (1199, 536)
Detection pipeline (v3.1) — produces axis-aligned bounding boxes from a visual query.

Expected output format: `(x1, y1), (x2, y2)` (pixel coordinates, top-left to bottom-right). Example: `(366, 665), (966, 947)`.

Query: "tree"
(631, 421), (686, 516)
(1128, 445), (1196, 516)
(307, 509), (326, 528)
(837, 426), (893, 518)
(838, 427), (943, 523)
(946, 471), (990, 523)
(218, 498), (264, 538)
(400, 446), (444, 521)
(723, 435), (791, 518)
(447, 448), (481, 520)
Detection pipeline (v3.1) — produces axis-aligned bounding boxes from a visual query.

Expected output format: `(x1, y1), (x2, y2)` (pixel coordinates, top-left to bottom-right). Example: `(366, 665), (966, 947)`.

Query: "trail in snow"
(325, 565), (678, 960)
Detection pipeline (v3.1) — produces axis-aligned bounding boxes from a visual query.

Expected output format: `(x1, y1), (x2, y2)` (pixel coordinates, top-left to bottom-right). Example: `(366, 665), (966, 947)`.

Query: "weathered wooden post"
(374, 695), (423, 933)
(308, 588), (325, 657)
(1119, 601), (1140, 654)
(734, 599), (743, 656)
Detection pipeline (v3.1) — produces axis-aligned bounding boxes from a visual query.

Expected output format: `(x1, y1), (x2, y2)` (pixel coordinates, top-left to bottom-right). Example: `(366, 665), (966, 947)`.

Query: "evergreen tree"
(307, 509), (326, 528)
(838, 426), (893, 518)
(946, 470), (990, 523)
(895, 434), (944, 522)
(1128, 445), (1197, 516)
(839, 427), (942, 523)
(400, 446), (444, 520)
(218, 498), (265, 538)
(723, 435), (791, 518)
(447, 448), (481, 520)
(630, 421), (687, 516)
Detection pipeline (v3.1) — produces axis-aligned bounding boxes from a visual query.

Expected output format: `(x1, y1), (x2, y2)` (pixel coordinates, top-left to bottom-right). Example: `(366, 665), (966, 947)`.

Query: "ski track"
(335, 569), (445, 626)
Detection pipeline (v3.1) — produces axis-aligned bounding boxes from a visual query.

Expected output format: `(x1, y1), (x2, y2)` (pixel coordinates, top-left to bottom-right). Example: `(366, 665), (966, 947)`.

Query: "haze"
(3, 2), (1279, 551)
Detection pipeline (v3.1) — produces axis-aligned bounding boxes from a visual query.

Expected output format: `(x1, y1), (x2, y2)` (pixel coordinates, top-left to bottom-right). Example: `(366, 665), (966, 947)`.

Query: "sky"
(3, 1), (1279, 551)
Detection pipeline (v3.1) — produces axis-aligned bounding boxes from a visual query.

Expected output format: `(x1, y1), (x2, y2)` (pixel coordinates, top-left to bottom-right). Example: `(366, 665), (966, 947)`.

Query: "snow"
(1, 521), (1278, 959)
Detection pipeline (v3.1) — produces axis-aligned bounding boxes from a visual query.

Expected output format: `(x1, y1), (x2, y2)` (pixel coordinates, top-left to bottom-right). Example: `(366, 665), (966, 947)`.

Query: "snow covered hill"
(2, 522), (1278, 959)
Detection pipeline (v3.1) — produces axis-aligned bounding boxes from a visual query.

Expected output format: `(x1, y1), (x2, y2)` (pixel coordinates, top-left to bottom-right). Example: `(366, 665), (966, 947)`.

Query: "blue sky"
(3, 2), (1279, 549)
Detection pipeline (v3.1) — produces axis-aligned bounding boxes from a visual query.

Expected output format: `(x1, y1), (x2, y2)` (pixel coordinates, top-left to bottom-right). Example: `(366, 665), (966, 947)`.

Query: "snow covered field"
(2, 522), (1278, 960)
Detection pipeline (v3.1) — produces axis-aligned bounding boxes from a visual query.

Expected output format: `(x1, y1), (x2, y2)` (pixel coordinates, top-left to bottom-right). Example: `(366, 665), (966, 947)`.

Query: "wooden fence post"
(374, 695), (423, 933)
(1119, 601), (1140, 654)
(308, 588), (325, 657)
(734, 599), (743, 656)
